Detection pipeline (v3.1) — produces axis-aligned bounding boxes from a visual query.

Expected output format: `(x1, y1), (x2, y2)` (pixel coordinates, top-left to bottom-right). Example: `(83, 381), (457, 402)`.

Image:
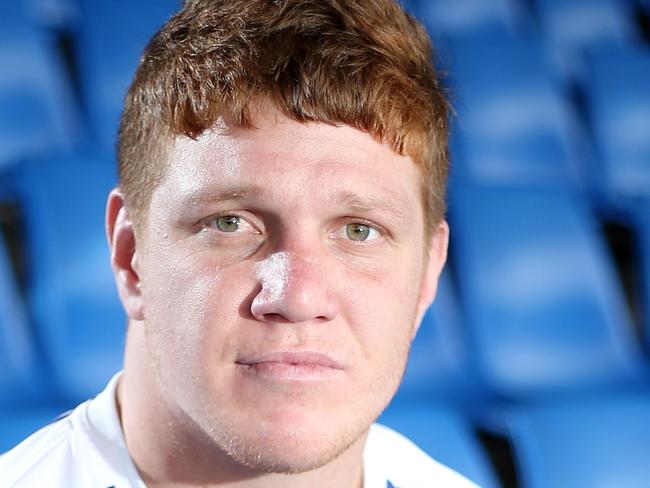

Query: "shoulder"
(0, 412), (80, 487)
(0, 373), (143, 488)
(365, 423), (480, 488)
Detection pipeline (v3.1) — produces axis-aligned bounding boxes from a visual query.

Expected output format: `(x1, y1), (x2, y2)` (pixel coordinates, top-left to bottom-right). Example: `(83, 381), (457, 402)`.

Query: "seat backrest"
(398, 270), (481, 403)
(0, 6), (80, 167)
(415, 0), (526, 39)
(584, 45), (650, 203)
(0, 232), (41, 406)
(379, 403), (500, 488)
(507, 395), (650, 488)
(450, 186), (647, 400)
(76, 0), (182, 149)
(18, 153), (125, 402)
(448, 37), (582, 190)
(535, 0), (639, 81)
(0, 404), (70, 454)
(22, 0), (80, 30)
(536, 0), (637, 50)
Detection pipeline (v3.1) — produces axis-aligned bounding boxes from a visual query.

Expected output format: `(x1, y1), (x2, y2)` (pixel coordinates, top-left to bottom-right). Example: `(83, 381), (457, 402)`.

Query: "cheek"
(341, 259), (422, 377)
(343, 255), (421, 328)
(141, 250), (255, 375)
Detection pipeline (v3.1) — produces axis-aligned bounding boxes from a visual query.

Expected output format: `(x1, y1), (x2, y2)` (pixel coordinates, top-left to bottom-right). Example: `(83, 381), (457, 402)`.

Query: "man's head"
(108, 0), (450, 481)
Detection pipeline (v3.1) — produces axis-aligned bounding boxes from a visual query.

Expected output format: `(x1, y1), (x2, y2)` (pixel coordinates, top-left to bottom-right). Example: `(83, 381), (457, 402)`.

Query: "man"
(1, 0), (478, 486)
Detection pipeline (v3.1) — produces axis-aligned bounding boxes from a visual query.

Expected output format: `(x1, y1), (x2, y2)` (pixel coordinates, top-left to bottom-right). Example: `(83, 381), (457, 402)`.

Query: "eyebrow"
(334, 190), (411, 220)
(179, 185), (412, 220)
(179, 185), (268, 208)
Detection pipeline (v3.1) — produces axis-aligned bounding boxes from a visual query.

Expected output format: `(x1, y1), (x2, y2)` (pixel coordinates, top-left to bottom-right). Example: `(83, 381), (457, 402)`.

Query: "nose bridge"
(251, 249), (337, 324)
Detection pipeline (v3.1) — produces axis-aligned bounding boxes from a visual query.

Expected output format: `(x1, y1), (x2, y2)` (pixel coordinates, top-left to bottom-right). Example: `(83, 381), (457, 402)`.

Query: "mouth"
(235, 351), (344, 382)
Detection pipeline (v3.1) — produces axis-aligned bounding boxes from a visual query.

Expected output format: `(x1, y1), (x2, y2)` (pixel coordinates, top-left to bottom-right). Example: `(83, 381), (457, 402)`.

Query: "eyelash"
(201, 212), (261, 234)
(334, 218), (385, 242)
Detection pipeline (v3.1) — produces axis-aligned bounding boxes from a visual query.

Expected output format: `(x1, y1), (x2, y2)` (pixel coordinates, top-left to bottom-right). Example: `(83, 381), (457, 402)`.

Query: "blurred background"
(0, 0), (650, 486)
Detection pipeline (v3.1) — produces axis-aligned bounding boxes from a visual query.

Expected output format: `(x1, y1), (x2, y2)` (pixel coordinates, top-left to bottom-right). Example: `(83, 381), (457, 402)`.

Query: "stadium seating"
(449, 186), (648, 402)
(2, 0), (650, 482)
(396, 270), (484, 404)
(0, 225), (72, 454)
(535, 0), (638, 49)
(0, 4), (81, 168)
(387, 275), (499, 486)
(0, 232), (40, 406)
(507, 394), (650, 488)
(413, 0), (526, 39)
(379, 403), (500, 488)
(23, 0), (80, 30)
(583, 45), (650, 212)
(535, 0), (639, 81)
(76, 0), (182, 149)
(16, 153), (126, 403)
(447, 37), (583, 190)
(0, 405), (72, 454)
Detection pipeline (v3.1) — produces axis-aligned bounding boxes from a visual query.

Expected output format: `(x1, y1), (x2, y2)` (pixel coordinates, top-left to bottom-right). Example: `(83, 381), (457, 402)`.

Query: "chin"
(220, 424), (365, 474)
(191, 402), (372, 475)
(181, 372), (397, 474)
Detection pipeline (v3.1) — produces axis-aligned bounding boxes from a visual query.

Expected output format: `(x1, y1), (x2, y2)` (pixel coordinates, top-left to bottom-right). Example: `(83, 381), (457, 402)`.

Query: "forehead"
(156, 109), (423, 214)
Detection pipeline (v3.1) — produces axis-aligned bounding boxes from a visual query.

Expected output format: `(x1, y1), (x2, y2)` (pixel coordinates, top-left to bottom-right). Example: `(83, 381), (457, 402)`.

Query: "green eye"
(216, 215), (240, 232)
(346, 223), (371, 241)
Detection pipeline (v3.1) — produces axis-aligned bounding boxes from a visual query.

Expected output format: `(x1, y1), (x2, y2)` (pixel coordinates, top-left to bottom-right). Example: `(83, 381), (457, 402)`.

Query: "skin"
(106, 106), (449, 488)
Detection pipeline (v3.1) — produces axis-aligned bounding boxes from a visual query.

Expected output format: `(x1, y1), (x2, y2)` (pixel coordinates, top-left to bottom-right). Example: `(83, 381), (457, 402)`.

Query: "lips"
(235, 351), (344, 382)
(237, 351), (343, 368)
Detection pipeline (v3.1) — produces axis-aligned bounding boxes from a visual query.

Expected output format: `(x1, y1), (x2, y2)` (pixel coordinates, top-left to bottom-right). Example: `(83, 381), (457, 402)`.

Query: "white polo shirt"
(0, 374), (479, 487)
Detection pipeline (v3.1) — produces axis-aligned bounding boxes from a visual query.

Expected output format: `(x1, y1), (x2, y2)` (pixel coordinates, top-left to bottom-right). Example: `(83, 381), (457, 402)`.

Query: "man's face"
(128, 108), (447, 473)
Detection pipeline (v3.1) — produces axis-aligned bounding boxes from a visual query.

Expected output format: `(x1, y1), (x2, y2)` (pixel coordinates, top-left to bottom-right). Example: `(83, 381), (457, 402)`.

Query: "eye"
(215, 215), (241, 232)
(204, 214), (259, 234)
(344, 223), (380, 242)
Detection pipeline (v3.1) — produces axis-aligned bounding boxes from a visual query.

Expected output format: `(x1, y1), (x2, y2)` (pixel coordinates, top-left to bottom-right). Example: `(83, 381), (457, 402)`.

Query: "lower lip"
(237, 361), (343, 382)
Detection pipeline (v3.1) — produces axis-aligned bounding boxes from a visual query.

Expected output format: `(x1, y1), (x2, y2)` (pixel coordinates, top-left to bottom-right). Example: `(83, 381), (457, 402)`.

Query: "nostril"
(261, 312), (292, 324)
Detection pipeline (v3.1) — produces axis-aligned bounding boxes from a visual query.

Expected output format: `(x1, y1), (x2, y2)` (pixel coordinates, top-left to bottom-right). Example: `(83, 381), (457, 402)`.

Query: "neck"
(117, 323), (367, 488)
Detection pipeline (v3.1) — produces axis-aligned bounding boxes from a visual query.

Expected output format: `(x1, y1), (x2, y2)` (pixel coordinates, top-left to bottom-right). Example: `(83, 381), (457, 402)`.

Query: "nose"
(250, 252), (338, 324)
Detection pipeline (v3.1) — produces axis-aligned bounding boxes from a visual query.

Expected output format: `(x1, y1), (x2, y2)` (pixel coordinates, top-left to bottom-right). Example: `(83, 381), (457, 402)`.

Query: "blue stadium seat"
(507, 394), (650, 488)
(396, 270), (483, 404)
(413, 0), (526, 39)
(17, 153), (126, 402)
(535, 0), (639, 81)
(0, 223), (71, 454)
(450, 186), (648, 401)
(23, 0), (81, 30)
(448, 37), (583, 190)
(77, 0), (181, 149)
(0, 232), (42, 406)
(0, 405), (71, 454)
(0, 2), (34, 35)
(379, 403), (500, 488)
(583, 45), (650, 210)
(0, 4), (81, 168)
(535, 0), (638, 49)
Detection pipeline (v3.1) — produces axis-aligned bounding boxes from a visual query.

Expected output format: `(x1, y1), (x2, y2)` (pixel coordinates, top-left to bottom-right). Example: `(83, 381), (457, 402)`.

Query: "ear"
(106, 189), (145, 321)
(412, 220), (449, 339)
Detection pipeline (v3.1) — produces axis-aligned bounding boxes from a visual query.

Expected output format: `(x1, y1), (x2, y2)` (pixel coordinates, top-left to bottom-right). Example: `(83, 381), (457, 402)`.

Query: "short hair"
(118, 0), (450, 235)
